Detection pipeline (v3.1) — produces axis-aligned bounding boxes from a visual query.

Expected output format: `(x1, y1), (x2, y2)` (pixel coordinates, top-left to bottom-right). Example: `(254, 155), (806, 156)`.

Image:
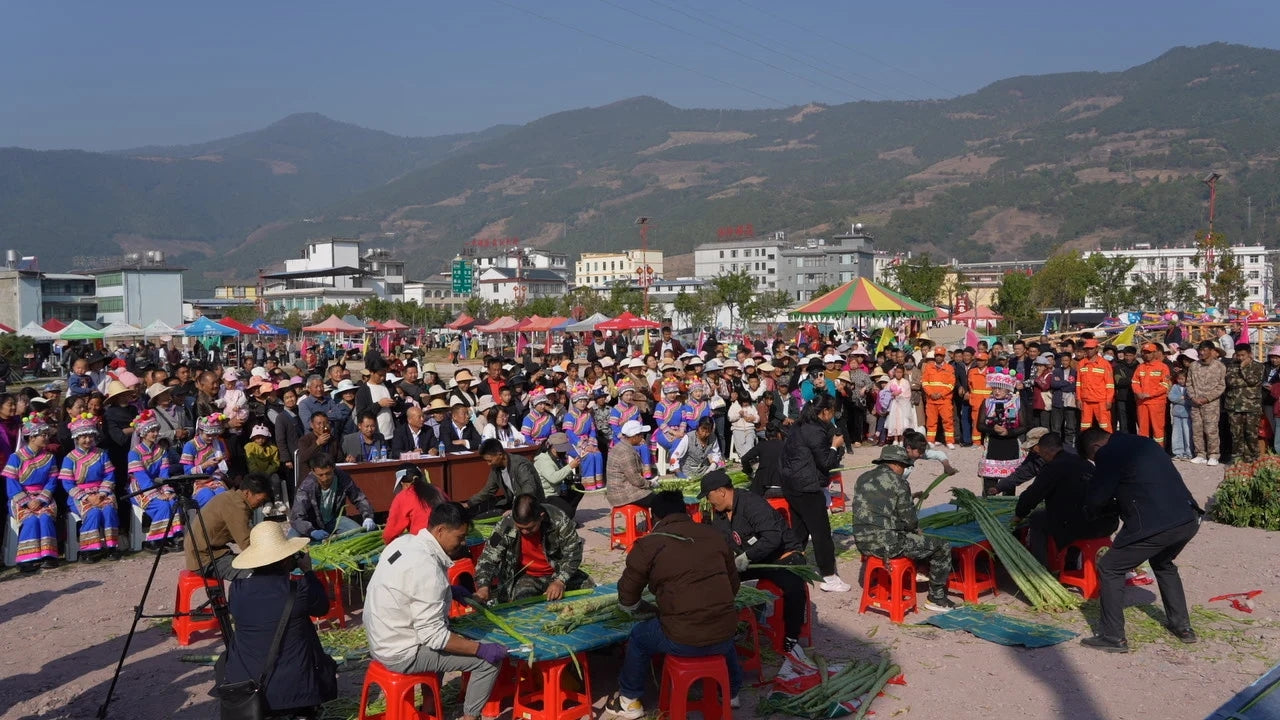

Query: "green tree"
(603, 281), (644, 316)
(1130, 275), (1201, 311)
(279, 311), (305, 334)
(809, 282), (839, 299)
(1031, 251), (1095, 326)
(992, 271), (1040, 333)
(890, 255), (948, 306)
(521, 296), (561, 318)
(672, 287), (718, 331)
(222, 304), (259, 323)
(560, 286), (604, 319)
(1086, 254), (1136, 316)
(709, 271), (755, 329)
(462, 296), (489, 321)
(742, 290), (795, 327)
(1193, 230), (1248, 310)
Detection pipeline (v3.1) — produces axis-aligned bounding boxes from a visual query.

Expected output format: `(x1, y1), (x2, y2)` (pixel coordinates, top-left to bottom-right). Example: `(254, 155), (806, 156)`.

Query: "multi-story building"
(475, 267), (568, 305)
(694, 227), (876, 302)
(90, 252), (185, 327)
(1091, 243), (1275, 309)
(404, 273), (468, 313)
(575, 250), (664, 288)
(260, 238), (404, 315)
(473, 247), (571, 283)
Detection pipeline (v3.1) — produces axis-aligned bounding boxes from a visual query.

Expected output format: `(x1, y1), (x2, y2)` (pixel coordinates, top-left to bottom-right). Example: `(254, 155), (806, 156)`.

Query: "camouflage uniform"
(850, 464), (952, 601)
(1225, 359), (1265, 463)
(475, 503), (594, 603)
(1186, 359), (1226, 461)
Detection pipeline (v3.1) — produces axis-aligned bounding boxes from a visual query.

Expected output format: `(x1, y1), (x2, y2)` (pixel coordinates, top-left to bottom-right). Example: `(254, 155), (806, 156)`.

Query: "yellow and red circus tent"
(789, 277), (936, 319)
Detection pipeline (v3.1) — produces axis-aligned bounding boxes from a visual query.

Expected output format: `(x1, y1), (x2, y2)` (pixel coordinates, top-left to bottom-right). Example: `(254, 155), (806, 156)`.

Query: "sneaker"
(604, 694), (645, 720)
(915, 572), (930, 583)
(1125, 570), (1154, 586)
(1081, 635), (1129, 653)
(946, 444), (956, 449)
(819, 575), (851, 593)
(1207, 457), (1219, 466)
(923, 596), (957, 612)
(1167, 625), (1198, 644)
(1190, 456), (1207, 464)
(784, 642), (809, 665)
(731, 694), (741, 709)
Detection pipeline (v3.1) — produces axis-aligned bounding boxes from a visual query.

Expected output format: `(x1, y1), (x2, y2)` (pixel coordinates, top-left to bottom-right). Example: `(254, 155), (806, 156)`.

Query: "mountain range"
(3, 42), (1279, 286)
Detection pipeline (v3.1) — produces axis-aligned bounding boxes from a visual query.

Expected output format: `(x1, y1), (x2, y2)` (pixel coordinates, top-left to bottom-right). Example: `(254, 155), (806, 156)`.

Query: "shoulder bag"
(211, 586), (296, 720)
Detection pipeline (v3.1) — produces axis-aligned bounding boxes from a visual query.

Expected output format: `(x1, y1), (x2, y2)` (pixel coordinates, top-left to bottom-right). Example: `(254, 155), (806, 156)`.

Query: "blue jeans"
(619, 617), (742, 700)
(955, 402), (972, 445)
(1171, 414), (1192, 458)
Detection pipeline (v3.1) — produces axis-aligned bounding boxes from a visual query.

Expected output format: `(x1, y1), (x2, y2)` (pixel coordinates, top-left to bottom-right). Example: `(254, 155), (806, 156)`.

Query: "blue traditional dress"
(128, 441), (184, 542)
(652, 399), (686, 457)
(4, 444), (60, 564)
(681, 398), (712, 433)
(562, 410), (603, 487)
(608, 399), (652, 474)
(59, 447), (119, 552)
(180, 436), (230, 507)
(520, 408), (556, 446)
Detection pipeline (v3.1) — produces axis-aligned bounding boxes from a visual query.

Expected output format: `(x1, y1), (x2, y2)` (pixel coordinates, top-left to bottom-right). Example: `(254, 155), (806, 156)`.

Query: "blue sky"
(1, 0), (1276, 150)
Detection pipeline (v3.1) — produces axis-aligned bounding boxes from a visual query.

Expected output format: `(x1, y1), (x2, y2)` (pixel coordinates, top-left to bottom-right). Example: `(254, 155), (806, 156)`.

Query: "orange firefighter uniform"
(922, 353), (958, 445)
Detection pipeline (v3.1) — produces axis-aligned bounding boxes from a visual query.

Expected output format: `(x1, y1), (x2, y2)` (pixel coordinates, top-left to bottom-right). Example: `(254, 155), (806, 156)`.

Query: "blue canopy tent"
(183, 316), (237, 337)
(251, 318), (290, 336)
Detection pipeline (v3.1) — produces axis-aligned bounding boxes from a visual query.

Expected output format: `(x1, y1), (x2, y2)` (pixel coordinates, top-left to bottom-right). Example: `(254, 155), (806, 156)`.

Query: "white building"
(575, 250), (664, 288)
(693, 227), (876, 301)
(404, 272), (468, 313)
(476, 267), (568, 304)
(90, 252), (185, 327)
(473, 247), (571, 283)
(694, 234), (786, 292)
(1091, 243), (1275, 309)
(260, 238), (404, 315)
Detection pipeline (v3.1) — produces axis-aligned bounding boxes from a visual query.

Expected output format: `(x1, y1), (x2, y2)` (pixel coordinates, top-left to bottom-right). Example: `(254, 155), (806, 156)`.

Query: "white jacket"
(364, 529), (454, 669)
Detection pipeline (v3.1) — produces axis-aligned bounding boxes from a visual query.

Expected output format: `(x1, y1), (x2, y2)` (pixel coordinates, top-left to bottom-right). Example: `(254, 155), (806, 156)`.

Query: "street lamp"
(635, 217), (651, 317)
(1201, 172), (1222, 304)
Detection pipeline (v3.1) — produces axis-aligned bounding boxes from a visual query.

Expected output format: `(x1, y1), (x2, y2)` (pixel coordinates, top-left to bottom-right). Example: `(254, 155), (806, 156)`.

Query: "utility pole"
(1201, 172), (1221, 304)
(635, 217), (653, 317)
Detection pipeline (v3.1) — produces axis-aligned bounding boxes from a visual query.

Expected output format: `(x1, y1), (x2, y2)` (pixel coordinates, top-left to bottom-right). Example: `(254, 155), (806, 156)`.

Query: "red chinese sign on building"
(716, 224), (755, 239)
(469, 237), (520, 247)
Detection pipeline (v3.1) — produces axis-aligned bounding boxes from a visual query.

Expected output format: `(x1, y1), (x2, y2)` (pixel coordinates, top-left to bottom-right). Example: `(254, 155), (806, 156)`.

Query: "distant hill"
(0, 113), (512, 272)
(3, 43), (1279, 283)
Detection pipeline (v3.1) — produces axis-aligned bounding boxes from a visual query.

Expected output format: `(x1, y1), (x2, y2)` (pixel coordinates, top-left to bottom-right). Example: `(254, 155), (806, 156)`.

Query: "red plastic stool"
(766, 496), (792, 527)
(685, 501), (704, 524)
(359, 659), (446, 720)
(658, 654), (733, 720)
(512, 653), (593, 720)
(735, 606), (763, 676)
(754, 578), (813, 653)
(827, 471), (846, 512)
(609, 504), (651, 551)
(460, 657), (516, 718)
(858, 556), (918, 623)
(947, 540), (999, 603)
(447, 557), (477, 617)
(173, 569), (222, 646)
(1049, 536), (1112, 600)
(312, 569), (348, 628)
(467, 540), (485, 563)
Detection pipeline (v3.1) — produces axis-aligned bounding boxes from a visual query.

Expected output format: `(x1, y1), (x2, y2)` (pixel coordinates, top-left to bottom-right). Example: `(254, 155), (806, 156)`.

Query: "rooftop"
(260, 266), (371, 280)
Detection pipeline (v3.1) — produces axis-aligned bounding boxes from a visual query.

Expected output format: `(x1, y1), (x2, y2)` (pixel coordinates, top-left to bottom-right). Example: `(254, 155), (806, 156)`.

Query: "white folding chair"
(65, 511), (81, 562)
(3, 516), (18, 567)
(130, 503), (146, 552)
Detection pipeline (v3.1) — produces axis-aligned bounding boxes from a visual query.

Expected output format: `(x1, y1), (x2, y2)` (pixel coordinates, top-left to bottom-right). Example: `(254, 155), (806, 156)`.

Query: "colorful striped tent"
(790, 277), (935, 319)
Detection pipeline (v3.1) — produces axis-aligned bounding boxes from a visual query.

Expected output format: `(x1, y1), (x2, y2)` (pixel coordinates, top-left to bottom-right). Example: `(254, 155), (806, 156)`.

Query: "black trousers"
(1096, 519), (1199, 640)
(742, 564), (808, 641)
(785, 491), (837, 577)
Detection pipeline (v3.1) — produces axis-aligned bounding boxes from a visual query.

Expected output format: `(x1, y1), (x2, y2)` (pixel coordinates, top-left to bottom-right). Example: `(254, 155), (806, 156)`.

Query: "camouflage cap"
(872, 444), (914, 467)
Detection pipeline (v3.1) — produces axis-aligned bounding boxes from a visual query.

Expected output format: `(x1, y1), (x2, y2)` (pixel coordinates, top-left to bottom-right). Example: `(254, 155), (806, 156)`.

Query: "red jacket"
(382, 486), (451, 544)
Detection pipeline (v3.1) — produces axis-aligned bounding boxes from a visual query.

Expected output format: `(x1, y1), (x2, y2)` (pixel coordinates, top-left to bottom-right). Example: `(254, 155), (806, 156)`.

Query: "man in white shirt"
(365, 502), (508, 720)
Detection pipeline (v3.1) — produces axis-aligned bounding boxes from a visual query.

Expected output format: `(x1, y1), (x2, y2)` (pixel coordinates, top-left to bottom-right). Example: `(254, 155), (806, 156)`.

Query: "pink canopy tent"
(446, 314), (475, 330)
(302, 315), (366, 333)
(475, 316), (519, 333)
(380, 319), (409, 331)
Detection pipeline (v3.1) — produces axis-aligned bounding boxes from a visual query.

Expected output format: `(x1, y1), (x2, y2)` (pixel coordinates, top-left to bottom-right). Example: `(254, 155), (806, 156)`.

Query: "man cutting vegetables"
(472, 493), (594, 603)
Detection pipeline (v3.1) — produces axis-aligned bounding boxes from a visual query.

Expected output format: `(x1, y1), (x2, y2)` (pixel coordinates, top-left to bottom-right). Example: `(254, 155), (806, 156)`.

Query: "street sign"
(451, 259), (473, 294)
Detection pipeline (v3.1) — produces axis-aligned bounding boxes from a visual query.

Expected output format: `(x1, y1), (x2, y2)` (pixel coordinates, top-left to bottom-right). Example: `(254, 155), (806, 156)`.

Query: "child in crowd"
(216, 369), (246, 417)
(1168, 369), (1193, 460)
(872, 373), (892, 445)
(245, 424), (281, 476)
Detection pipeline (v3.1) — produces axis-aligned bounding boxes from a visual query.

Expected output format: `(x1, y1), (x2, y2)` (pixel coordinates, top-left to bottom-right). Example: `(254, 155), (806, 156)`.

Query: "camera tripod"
(96, 474), (233, 719)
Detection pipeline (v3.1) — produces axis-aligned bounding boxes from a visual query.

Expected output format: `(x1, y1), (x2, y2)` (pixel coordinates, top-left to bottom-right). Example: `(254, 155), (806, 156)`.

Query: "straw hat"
(428, 398), (449, 411)
(104, 380), (133, 401)
(231, 521), (310, 570)
(454, 369), (476, 383)
(146, 383), (174, 404)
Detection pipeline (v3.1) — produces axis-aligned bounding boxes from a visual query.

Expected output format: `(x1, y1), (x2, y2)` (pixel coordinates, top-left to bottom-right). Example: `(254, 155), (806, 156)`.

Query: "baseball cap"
(696, 469), (734, 499)
(1021, 426), (1049, 451)
(547, 432), (573, 453)
(1082, 339), (1099, 349)
(620, 420), (651, 438)
(1141, 342), (1160, 353)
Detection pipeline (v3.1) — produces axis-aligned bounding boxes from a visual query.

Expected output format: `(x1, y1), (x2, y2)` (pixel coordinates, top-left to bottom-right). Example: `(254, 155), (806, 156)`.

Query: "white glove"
(734, 553), (750, 572)
(362, 518), (376, 532)
(649, 478), (661, 489)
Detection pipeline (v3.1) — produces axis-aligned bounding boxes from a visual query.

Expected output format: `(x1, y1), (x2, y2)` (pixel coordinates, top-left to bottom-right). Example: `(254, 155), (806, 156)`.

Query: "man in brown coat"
(605, 420), (658, 508)
(606, 491), (742, 719)
(184, 473), (273, 580)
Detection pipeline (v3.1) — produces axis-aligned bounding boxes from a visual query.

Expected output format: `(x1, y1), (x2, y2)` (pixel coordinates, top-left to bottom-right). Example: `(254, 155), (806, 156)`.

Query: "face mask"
(1103, 354), (1115, 362)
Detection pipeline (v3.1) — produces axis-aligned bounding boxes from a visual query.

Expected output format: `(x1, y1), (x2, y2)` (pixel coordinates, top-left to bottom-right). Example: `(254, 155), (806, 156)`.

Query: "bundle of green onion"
(308, 530), (385, 574)
(757, 654), (901, 719)
(950, 488), (1081, 612)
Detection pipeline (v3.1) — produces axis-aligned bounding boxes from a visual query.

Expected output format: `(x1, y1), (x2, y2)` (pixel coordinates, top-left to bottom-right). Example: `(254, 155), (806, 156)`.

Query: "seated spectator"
(288, 453), (376, 541)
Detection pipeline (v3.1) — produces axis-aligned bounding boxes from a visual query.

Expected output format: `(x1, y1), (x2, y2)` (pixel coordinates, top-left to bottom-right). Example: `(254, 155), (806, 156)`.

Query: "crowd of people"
(4, 321), (1226, 718)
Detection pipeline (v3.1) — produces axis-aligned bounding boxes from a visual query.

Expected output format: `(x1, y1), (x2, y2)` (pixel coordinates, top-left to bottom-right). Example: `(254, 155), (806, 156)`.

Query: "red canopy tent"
(381, 319), (409, 331)
(596, 312), (660, 331)
(366, 320), (387, 331)
(446, 314), (475, 330)
(42, 318), (68, 333)
(302, 315), (366, 333)
(216, 318), (259, 335)
(475, 316), (518, 333)
(0, 322), (14, 334)
(523, 316), (567, 332)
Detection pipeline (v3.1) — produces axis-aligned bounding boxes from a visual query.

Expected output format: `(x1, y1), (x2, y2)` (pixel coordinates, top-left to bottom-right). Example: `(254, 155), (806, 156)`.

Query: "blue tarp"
(921, 607), (1077, 648)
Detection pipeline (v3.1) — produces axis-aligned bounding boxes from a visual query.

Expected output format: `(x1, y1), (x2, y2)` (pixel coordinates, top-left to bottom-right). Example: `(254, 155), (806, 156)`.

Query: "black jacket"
(741, 437), (785, 496)
(467, 452), (545, 508)
(273, 409), (305, 467)
(354, 382), (404, 425)
(391, 422), (438, 458)
(439, 420), (482, 453)
(1014, 451), (1118, 546)
(778, 419), (844, 495)
(710, 489), (802, 563)
(1087, 433), (1202, 548)
(225, 573), (337, 712)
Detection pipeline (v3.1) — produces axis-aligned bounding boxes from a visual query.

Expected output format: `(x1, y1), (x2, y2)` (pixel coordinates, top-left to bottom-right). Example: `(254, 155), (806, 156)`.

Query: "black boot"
(81, 550), (102, 564)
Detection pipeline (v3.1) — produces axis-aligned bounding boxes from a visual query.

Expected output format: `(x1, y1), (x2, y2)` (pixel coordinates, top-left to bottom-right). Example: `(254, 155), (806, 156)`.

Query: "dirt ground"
(1, 443), (1276, 720)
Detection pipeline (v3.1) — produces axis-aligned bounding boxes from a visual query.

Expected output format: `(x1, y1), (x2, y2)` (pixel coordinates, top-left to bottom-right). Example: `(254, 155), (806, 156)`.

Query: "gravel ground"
(1, 442), (1276, 720)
